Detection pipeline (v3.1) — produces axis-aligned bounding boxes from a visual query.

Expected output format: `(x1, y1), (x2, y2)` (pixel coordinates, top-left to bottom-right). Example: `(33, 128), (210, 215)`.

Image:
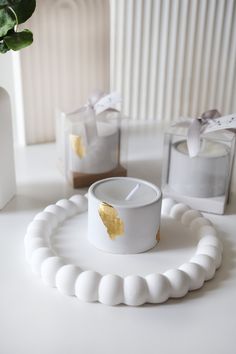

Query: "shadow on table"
(225, 192), (236, 215)
(1, 180), (86, 214)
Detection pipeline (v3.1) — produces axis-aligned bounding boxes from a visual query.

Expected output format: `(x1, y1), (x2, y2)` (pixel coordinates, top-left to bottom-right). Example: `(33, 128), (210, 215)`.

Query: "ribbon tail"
(64, 105), (88, 117)
(187, 118), (201, 157)
(171, 117), (193, 129)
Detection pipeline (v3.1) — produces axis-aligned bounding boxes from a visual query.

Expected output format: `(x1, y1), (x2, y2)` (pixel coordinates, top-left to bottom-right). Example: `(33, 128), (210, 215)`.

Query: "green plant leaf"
(4, 28), (33, 50)
(11, 0), (36, 24)
(0, 0), (21, 9)
(0, 7), (15, 37)
(0, 0), (21, 5)
(0, 39), (9, 53)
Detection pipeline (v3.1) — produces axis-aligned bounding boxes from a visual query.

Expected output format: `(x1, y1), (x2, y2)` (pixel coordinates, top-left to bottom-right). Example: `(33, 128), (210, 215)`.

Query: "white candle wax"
(88, 177), (162, 254)
(168, 140), (230, 198)
(69, 122), (119, 174)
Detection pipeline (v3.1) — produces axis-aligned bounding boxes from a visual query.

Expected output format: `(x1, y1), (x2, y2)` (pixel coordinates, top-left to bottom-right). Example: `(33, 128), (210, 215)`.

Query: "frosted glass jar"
(168, 140), (230, 198)
(162, 128), (235, 214)
(61, 109), (128, 188)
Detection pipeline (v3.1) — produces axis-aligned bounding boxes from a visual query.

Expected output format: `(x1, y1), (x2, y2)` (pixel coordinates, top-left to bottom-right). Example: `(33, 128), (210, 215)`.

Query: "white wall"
(19, 0), (110, 144)
(11, 0), (236, 143)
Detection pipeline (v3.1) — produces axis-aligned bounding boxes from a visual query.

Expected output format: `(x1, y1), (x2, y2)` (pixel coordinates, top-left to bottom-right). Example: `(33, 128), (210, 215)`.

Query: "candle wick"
(125, 183), (140, 201)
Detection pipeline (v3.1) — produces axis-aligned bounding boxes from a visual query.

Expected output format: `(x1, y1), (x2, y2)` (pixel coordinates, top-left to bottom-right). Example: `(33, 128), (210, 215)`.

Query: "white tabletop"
(1, 124), (236, 354)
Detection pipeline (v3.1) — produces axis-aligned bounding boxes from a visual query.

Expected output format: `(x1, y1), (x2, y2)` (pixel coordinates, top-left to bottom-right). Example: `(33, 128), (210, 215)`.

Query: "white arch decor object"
(24, 196), (223, 306)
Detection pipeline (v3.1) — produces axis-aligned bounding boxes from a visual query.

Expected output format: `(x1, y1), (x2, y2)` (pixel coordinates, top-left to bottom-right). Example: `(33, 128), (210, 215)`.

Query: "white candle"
(69, 121), (119, 174)
(88, 177), (162, 254)
(168, 140), (230, 197)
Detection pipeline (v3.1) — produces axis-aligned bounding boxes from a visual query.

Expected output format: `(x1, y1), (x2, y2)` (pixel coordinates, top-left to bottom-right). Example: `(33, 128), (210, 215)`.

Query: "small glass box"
(57, 108), (128, 188)
(162, 126), (235, 214)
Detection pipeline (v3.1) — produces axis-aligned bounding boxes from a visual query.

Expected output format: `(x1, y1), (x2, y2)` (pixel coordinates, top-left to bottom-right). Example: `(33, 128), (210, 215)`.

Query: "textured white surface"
(25, 195), (223, 306)
(1, 126), (236, 354)
(111, 0), (236, 121)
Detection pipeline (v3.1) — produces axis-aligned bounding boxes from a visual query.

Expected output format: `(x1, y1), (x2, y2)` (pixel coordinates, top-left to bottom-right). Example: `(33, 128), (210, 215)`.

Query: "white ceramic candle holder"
(88, 177), (162, 254)
(24, 195), (223, 306)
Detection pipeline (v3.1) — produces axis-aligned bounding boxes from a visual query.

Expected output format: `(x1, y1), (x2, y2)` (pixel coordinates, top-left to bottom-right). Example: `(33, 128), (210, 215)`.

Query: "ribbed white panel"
(19, 0), (110, 144)
(110, 0), (236, 121)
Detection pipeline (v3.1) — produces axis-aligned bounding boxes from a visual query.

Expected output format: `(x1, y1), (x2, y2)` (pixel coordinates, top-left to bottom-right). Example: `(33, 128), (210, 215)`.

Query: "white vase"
(0, 87), (16, 209)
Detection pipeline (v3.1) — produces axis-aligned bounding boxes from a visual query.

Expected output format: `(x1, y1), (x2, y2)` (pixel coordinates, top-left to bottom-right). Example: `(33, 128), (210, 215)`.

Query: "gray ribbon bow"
(64, 90), (121, 117)
(187, 109), (221, 157)
(172, 109), (222, 157)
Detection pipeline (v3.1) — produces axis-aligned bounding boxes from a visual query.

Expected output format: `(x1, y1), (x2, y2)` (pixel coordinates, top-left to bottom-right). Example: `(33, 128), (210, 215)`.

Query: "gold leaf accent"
(70, 134), (86, 158)
(98, 202), (124, 240)
(156, 228), (160, 242)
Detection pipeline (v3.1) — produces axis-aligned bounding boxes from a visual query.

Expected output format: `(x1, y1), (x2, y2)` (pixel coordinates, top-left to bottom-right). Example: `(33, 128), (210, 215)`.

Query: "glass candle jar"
(162, 126), (235, 214)
(57, 108), (128, 188)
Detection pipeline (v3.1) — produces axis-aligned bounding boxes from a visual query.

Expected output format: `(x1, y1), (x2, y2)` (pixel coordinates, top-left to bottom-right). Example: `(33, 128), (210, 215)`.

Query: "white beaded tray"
(24, 195), (223, 306)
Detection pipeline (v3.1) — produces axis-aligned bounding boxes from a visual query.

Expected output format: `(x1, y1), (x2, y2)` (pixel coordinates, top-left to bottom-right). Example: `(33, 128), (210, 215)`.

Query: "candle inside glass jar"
(177, 140), (229, 157)
(69, 121), (119, 174)
(168, 139), (230, 198)
(88, 177), (162, 254)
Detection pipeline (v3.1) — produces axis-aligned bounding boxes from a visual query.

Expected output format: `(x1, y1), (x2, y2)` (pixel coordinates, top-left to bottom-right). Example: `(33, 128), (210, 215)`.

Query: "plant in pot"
(0, 0), (36, 209)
